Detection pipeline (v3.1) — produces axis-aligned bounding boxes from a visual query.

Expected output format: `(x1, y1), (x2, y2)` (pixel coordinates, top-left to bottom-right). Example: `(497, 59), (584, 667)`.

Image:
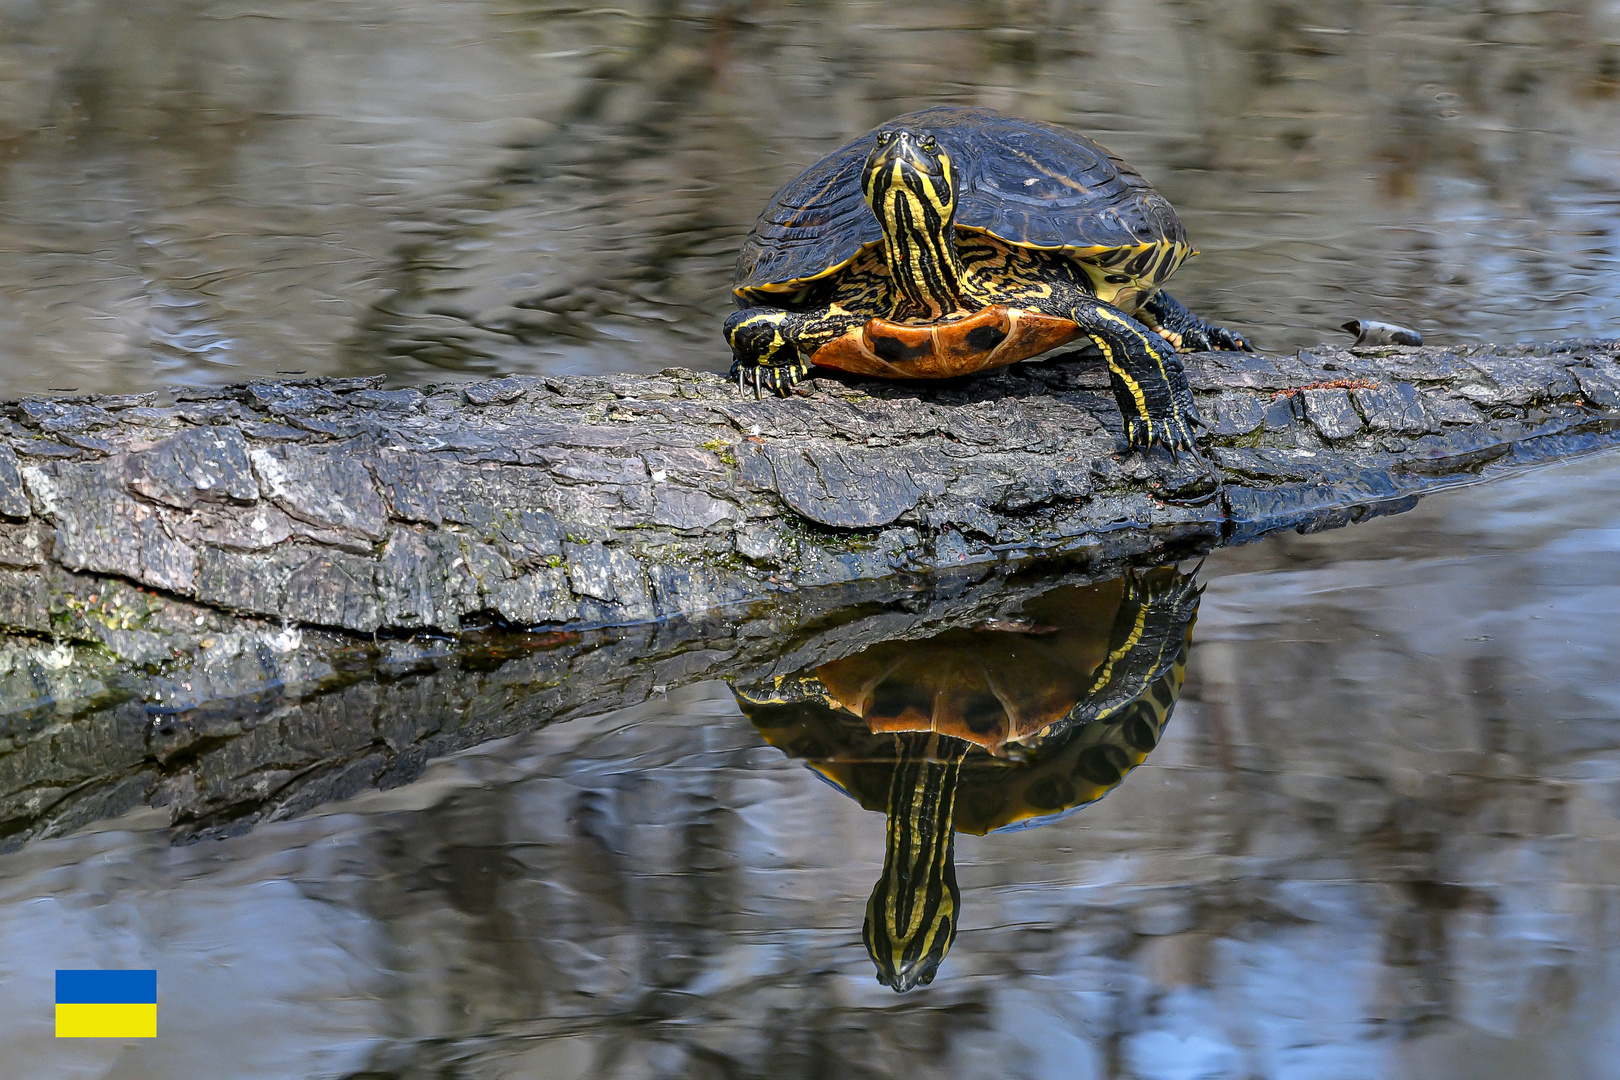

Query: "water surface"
(0, 0), (1617, 396)
(4, 451), (1620, 1078)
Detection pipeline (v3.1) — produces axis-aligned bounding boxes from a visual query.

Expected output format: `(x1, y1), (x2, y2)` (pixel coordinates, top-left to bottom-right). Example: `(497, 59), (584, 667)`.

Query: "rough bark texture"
(5, 340), (1619, 638)
(3, 338), (1620, 847)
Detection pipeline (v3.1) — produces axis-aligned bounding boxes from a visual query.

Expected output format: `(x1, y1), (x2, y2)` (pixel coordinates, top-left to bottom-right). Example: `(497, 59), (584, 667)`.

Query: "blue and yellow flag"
(55, 970), (157, 1038)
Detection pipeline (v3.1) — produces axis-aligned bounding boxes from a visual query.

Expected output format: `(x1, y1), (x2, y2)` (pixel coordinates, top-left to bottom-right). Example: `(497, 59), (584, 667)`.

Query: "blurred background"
(0, 0), (1616, 398)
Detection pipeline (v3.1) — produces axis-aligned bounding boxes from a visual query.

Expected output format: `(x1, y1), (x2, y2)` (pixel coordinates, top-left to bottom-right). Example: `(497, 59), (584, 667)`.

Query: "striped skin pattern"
(1080, 566), (1204, 726)
(863, 731), (970, 993)
(860, 133), (967, 321)
(724, 125), (1247, 453)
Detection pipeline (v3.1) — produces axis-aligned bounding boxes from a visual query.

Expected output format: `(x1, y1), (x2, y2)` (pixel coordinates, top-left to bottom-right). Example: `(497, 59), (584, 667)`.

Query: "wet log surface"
(3, 337), (1620, 847)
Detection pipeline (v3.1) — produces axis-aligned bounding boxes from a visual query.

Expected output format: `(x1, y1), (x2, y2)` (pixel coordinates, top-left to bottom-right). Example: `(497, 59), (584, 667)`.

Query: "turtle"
(732, 563), (1202, 992)
(724, 106), (1252, 454)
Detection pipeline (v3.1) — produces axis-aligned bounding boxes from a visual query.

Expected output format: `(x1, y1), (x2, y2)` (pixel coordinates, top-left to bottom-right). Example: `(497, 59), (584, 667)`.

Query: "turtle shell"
(734, 106), (1189, 304)
(742, 680), (1183, 835)
(732, 565), (1202, 833)
(810, 303), (1085, 380)
(808, 579), (1126, 755)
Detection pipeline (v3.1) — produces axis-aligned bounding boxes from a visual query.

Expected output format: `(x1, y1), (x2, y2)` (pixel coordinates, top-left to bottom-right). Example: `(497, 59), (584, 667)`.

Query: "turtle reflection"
(733, 565), (1201, 992)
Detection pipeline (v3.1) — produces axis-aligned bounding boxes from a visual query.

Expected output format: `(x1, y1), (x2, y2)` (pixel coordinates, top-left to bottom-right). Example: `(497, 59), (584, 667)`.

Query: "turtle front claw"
(1124, 412), (1203, 460)
(729, 357), (811, 399)
(1206, 324), (1254, 353)
(1172, 323), (1252, 354)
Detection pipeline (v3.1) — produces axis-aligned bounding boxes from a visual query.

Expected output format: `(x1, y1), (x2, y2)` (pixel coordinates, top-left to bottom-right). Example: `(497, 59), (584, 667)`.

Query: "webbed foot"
(1141, 292), (1254, 353)
(1122, 561), (1206, 611)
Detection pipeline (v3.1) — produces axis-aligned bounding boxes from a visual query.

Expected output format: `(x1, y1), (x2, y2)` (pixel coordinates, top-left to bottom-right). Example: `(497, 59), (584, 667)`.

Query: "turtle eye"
(920, 133), (938, 153)
(876, 131), (893, 146)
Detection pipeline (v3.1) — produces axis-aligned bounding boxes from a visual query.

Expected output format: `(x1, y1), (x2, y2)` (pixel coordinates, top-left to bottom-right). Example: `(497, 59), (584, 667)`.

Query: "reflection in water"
(5, 454), (1620, 1076)
(735, 567), (1201, 990)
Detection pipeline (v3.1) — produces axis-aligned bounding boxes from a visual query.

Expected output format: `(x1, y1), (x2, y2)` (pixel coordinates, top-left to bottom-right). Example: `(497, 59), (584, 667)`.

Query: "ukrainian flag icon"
(54, 970), (158, 1038)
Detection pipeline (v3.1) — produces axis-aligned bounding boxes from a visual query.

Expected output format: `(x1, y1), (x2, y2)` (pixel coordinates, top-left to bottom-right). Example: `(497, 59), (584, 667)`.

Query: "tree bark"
(2, 338), (1619, 846)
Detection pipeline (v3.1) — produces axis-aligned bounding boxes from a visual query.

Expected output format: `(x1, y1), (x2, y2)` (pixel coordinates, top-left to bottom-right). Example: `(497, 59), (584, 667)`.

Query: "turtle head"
(864, 881), (957, 993)
(862, 128), (958, 224)
(862, 732), (966, 992)
(861, 128), (966, 319)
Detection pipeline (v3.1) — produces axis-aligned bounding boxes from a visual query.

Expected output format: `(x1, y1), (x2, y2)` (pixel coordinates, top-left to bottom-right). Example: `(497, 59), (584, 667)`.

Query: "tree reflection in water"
(0, 1), (1617, 395)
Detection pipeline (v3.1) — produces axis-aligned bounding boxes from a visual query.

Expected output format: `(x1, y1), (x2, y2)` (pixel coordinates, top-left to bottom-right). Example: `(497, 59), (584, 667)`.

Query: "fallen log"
(9, 339), (1620, 636)
(2, 337), (1620, 847)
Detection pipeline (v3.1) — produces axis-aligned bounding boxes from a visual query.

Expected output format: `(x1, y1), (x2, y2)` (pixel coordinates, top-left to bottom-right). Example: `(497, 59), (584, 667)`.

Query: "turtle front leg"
(724, 308), (810, 397)
(1140, 291), (1253, 353)
(724, 306), (864, 397)
(1065, 296), (1204, 456)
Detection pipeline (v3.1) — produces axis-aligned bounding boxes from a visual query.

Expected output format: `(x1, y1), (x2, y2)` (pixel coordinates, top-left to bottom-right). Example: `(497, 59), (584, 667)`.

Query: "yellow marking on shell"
(736, 240), (883, 303)
(958, 228), (1188, 266)
(1072, 240), (1188, 309)
(1154, 650), (1187, 720)
(738, 230), (1190, 308)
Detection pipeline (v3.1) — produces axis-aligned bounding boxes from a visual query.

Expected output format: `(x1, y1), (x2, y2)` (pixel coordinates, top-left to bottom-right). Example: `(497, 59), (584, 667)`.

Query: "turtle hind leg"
(1140, 291), (1254, 353)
